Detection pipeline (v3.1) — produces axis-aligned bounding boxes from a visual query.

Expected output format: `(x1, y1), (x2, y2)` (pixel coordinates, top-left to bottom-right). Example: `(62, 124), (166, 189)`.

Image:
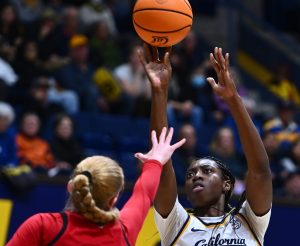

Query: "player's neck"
(193, 201), (225, 217)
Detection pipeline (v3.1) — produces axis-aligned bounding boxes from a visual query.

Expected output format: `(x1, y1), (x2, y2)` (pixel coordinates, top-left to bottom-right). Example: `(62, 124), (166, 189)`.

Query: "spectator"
(16, 112), (54, 171)
(172, 124), (204, 185)
(55, 34), (99, 112)
(209, 127), (246, 195)
(267, 64), (300, 106)
(50, 114), (83, 172)
(89, 20), (122, 68)
(55, 6), (80, 57)
(0, 3), (24, 61)
(10, 0), (44, 24)
(13, 40), (44, 90)
(263, 100), (300, 150)
(79, 0), (117, 36)
(262, 132), (286, 196)
(284, 173), (300, 198)
(114, 44), (151, 116)
(0, 102), (18, 167)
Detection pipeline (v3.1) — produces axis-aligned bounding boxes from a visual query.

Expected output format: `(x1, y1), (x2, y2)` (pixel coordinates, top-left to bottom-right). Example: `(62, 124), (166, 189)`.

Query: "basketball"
(132, 0), (193, 47)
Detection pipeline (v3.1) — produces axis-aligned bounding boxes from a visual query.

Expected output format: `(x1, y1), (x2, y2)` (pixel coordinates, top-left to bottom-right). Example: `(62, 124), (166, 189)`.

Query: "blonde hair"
(70, 156), (124, 224)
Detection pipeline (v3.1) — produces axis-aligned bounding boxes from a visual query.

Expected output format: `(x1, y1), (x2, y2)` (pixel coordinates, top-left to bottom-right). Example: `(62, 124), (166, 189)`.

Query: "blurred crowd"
(0, 0), (300, 199)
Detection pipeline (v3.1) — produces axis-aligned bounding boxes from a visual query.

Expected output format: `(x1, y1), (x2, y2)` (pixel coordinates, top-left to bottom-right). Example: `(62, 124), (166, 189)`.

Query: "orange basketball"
(132, 0), (193, 47)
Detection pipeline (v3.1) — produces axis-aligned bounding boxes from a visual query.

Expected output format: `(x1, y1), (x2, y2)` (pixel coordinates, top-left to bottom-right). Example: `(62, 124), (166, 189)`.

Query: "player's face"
(185, 159), (224, 209)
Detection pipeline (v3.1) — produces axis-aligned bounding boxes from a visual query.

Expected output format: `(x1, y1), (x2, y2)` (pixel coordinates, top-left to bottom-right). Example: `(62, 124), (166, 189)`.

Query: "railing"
(220, 0), (300, 55)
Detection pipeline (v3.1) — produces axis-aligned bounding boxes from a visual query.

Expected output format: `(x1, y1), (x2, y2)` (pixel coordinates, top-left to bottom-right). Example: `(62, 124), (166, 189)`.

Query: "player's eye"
(203, 168), (212, 174)
(186, 171), (195, 179)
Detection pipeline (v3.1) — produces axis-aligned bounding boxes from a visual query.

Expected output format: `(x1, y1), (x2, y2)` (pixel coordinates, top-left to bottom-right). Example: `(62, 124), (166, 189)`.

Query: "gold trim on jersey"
(170, 215), (192, 246)
(236, 214), (261, 246)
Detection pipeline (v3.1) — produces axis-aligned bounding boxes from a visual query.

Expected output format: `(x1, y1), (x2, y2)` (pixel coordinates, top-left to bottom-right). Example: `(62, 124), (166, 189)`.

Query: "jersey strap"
(120, 221), (131, 246)
(47, 212), (68, 246)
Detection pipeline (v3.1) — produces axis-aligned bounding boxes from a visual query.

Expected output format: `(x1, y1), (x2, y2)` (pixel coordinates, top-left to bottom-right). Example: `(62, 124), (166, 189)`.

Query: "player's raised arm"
(138, 44), (177, 217)
(207, 47), (272, 215)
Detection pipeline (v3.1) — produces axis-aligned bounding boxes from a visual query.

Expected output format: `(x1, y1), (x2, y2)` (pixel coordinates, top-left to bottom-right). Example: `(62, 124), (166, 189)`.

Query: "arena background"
(0, 0), (300, 245)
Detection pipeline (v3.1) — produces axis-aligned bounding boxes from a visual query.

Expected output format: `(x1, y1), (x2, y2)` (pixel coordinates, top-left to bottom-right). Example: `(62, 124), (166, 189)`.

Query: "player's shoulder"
(29, 212), (65, 226)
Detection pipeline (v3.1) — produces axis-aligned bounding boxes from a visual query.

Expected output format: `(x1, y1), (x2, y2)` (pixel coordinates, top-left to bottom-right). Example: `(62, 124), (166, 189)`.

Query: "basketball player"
(139, 46), (272, 245)
(7, 128), (186, 246)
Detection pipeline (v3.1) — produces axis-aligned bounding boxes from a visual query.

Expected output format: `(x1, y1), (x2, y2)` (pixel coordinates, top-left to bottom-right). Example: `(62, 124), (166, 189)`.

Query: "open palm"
(138, 44), (172, 90)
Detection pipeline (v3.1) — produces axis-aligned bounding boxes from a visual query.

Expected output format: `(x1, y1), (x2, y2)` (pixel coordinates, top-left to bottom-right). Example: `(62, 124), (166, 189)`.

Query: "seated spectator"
(209, 127), (246, 195)
(105, 0), (133, 33)
(28, 8), (68, 71)
(114, 44), (151, 116)
(55, 34), (100, 112)
(50, 114), (83, 174)
(0, 3), (24, 62)
(0, 102), (18, 167)
(267, 64), (300, 106)
(172, 124), (205, 185)
(13, 40), (44, 89)
(55, 6), (80, 57)
(16, 112), (54, 171)
(263, 100), (300, 150)
(79, 0), (117, 36)
(16, 77), (64, 125)
(262, 131), (286, 196)
(284, 173), (300, 198)
(10, 0), (44, 24)
(89, 20), (122, 68)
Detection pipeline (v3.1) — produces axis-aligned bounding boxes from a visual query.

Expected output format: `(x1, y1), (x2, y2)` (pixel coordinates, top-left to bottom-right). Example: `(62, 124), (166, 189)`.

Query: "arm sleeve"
(239, 200), (271, 244)
(119, 160), (163, 246)
(154, 198), (189, 246)
(6, 214), (44, 246)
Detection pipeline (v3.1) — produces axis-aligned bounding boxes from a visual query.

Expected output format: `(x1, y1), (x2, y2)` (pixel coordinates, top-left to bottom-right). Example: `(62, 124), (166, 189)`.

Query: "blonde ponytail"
(70, 156), (124, 224)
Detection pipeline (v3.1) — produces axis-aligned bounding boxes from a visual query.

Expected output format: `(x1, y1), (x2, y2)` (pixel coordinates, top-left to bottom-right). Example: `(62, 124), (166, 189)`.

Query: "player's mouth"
(192, 182), (205, 192)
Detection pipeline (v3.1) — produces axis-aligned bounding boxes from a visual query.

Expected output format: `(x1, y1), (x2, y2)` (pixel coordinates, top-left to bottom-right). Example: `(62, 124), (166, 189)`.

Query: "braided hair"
(68, 156), (124, 224)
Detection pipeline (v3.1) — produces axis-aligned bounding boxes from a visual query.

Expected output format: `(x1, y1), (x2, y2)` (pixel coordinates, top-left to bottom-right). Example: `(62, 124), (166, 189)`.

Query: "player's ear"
(67, 180), (74, 193)
(108, 194), (119, 209)
(222, 180), (231, 194)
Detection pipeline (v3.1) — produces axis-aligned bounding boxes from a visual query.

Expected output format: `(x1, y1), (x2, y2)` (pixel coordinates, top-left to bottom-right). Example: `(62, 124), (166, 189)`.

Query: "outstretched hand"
(207, 47), (238, 100)
(135, 127), (186, 165)
(138, 44), (172, 91)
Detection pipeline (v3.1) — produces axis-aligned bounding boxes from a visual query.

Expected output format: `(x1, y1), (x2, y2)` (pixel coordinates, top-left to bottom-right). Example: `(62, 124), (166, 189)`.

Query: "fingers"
(211, 47), (229, 71)
(151, 46), (159, 62)
(217, 48), (226, 69)
(171, 138), (186, 150)
(138, 48), (147, 68)
(209, 53), (220, 72)
(207, 77), (217, 89)
(134, 152), (147, 162)
(159, 127), (167, 144)
(165, 46), (172, 54)
(163, 51), (171, 67)
(165, 127), (174, 145)
(151, 130), (158, 147)
(143, 43), (152, 63)
(225, 53), (230, 69)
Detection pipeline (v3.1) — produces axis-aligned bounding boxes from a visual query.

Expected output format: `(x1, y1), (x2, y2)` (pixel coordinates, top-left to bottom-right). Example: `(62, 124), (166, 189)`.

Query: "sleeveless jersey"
(155, 199), (271, 246)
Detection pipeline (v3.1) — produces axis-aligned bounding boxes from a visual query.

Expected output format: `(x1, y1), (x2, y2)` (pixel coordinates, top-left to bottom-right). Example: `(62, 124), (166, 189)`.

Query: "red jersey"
(7, 160), (162, 246)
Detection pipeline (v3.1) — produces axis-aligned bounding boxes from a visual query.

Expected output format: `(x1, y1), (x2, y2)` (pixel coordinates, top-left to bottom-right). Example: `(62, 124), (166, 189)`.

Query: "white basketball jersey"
(155, 199), (271, 246)
(170, 211), (261, 246)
